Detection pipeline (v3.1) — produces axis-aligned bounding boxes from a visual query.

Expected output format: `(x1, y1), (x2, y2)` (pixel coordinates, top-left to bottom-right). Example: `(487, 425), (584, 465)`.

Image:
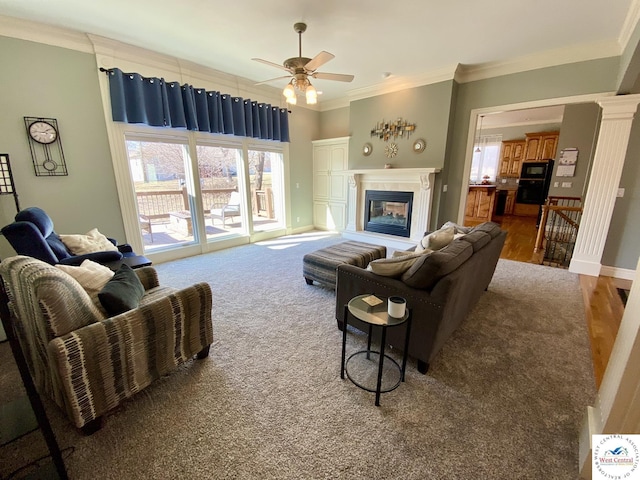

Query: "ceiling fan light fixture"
(283, 82), (296, 99)
(286, 94), (297, 105)
(305, 83), (317, 104)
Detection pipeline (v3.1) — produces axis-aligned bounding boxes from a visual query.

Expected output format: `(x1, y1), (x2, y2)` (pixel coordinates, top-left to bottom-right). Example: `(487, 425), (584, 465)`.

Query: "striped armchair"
(0, 256), (213, 433)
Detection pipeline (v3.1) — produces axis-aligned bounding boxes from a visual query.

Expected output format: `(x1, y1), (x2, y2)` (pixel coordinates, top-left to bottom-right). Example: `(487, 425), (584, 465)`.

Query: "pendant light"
(475, 115), (484, 153)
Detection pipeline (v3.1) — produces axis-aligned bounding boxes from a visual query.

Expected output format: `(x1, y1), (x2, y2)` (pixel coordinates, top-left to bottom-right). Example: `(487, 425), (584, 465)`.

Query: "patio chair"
(211, 191), (241, 226)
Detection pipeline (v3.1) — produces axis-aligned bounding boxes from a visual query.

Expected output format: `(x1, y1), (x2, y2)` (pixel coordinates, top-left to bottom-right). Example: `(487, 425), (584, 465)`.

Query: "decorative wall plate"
(413, 138), (426, 153)
(362, 143), (373, 156)
(384, 142), (398, 158)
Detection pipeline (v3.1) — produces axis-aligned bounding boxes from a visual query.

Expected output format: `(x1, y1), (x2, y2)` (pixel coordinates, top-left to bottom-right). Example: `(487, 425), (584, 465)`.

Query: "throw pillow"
(56, 259), (115, 298)
(98, 264), (145, 316)
(416, 225), (455, 252)
(59, 228), (119, 255)
(441, 221), (474, 234)
(366, 252), (424, 277)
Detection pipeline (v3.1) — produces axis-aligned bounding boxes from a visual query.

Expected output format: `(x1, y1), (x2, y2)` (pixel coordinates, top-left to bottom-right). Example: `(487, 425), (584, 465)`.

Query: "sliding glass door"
(196, 145), (246, 239)
(248, 149), (284, 232)
(126, 138), (197, 252)
(122, 129), (287, 256)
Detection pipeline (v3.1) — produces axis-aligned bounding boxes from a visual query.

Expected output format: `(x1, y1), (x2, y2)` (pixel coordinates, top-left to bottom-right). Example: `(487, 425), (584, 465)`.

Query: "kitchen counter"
(465, 185), (497, 225)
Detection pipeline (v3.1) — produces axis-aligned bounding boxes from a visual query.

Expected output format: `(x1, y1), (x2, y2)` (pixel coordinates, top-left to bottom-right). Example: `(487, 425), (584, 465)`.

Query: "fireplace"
(343, 167), (441, 250)
(364, 190), (413, 238)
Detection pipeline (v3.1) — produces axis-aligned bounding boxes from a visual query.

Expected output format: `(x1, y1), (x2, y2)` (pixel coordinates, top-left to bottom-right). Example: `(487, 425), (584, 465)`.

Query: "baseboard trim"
(600, 265), (636, 281)
(569, 258), (602, 277)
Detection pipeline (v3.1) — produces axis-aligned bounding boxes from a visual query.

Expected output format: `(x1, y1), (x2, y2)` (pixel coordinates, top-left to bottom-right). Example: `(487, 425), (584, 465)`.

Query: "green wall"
(0, 36), (124, 259)
(602, 114), (640, 268)
(440, 57), (621, 227)
(288, 105), (320, 228)
(348, 81), (455, 170)
(319, 107), (349, 139)
(547, 103), (601, 199)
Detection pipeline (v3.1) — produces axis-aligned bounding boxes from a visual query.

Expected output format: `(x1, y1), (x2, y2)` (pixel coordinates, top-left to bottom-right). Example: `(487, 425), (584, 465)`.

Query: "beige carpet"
(0, 231), (595, 479)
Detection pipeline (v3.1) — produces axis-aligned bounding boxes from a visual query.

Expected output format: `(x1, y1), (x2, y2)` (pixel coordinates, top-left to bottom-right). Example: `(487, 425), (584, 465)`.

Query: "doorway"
(461, 95), (601, 266)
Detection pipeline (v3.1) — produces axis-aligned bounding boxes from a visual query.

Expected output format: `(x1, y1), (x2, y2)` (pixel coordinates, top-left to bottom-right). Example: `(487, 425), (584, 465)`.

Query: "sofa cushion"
(472, 222), (502, 239)
(56, 259), (115, 300)
(60, 228), (119, 255)
(441, 221), (474, 235)
(459, 230), (491, 252)
(416, 225), (455, 252)
(367, 252), (424, 277)
(401, 239), (473, 289)
(98, 264), (145, 316)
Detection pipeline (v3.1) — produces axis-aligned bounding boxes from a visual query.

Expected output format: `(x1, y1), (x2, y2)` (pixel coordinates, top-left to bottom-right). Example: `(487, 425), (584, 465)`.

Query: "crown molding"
(455, 40), (621, 84)
(347, 65), (458, 102)
(318, 38), (620, 111)
(317, 65), (459, 112)
(0, 14), (94, 53)
(619, 0), (640, 50)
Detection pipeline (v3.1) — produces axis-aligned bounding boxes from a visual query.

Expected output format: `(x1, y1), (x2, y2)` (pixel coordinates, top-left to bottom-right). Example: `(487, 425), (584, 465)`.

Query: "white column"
(569, 95), (640, 276)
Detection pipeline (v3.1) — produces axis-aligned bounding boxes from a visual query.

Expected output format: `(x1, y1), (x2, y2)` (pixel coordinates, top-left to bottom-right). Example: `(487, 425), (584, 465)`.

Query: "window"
(470, 134), (502, 184)
(126, 138), (196, 251)
(247, 149), (284, 232)
(122, 128), (287, 256)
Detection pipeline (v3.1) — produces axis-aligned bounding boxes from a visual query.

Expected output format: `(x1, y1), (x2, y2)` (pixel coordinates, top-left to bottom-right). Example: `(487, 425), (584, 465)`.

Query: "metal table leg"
(401, 313), (412, 382)
(375, 326), (387, 406)
(341, 304), (348, 379)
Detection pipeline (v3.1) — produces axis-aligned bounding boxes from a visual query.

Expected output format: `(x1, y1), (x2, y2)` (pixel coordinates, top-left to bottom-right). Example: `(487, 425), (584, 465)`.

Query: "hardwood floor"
(493, 214), (629, 388)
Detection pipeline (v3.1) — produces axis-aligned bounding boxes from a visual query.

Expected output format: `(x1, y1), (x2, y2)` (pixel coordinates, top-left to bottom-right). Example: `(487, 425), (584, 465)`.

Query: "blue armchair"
(1, 207), (135, 266)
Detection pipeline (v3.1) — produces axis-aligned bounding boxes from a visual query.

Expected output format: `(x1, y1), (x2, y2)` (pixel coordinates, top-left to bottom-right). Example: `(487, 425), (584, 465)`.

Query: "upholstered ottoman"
(303, 241), (387, 289)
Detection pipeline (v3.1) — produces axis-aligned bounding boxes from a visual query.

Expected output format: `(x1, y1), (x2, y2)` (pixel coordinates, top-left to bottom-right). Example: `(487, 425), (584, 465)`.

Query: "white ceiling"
(0, 0), (636, 109)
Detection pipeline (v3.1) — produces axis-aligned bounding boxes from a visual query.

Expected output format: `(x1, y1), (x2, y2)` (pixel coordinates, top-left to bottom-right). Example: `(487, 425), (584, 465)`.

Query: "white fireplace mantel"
(342, 167), (441, 251)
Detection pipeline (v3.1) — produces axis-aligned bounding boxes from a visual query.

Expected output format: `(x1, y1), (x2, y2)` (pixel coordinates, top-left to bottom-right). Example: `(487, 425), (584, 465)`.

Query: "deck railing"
(534, 196), (582, 267)
(137, 188), (237, 223)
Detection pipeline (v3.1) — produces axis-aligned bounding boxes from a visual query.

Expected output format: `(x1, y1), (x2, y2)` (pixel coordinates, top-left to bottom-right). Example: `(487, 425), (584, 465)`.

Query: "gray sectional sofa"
(335, 222), (507, 374)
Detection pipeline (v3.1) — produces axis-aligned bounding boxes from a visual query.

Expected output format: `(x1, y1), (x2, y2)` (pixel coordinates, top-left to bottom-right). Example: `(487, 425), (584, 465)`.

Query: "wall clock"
(28, 120), (58, 144)
(384, 142), (398, 158)
(413, 138), (426, 153)
(24, 117), (68, 176)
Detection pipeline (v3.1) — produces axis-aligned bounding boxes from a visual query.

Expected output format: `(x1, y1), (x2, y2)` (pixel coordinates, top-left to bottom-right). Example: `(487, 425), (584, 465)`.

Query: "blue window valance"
(103, 68), (290, 142)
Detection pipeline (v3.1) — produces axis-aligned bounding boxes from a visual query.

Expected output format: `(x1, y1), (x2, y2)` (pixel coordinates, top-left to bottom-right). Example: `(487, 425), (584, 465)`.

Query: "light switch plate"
(617, 188), (625, 197)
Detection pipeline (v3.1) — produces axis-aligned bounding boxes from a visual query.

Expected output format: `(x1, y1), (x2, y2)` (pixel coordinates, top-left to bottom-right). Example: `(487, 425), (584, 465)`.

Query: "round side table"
(340, 294), (412, 406)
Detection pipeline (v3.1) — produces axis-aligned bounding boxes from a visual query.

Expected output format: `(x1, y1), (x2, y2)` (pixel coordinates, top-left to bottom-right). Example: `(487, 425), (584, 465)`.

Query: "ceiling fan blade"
(254, 75), (292, 86)
(252, 58), (291, 73)
(312, 72), (355, 83)
(304, 51), (335, 72)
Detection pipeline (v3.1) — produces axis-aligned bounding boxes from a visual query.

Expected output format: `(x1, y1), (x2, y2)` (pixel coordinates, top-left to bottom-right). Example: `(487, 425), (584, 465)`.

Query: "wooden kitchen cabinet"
(504, 190), (516, 215)
(499, 140), (526, 177)
(524, 131), (559, 161)
(465, 186), (496, 225)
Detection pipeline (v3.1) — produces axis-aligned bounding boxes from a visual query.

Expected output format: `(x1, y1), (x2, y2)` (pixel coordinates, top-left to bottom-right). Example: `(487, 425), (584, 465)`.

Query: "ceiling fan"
(252, 22), (354, 105)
